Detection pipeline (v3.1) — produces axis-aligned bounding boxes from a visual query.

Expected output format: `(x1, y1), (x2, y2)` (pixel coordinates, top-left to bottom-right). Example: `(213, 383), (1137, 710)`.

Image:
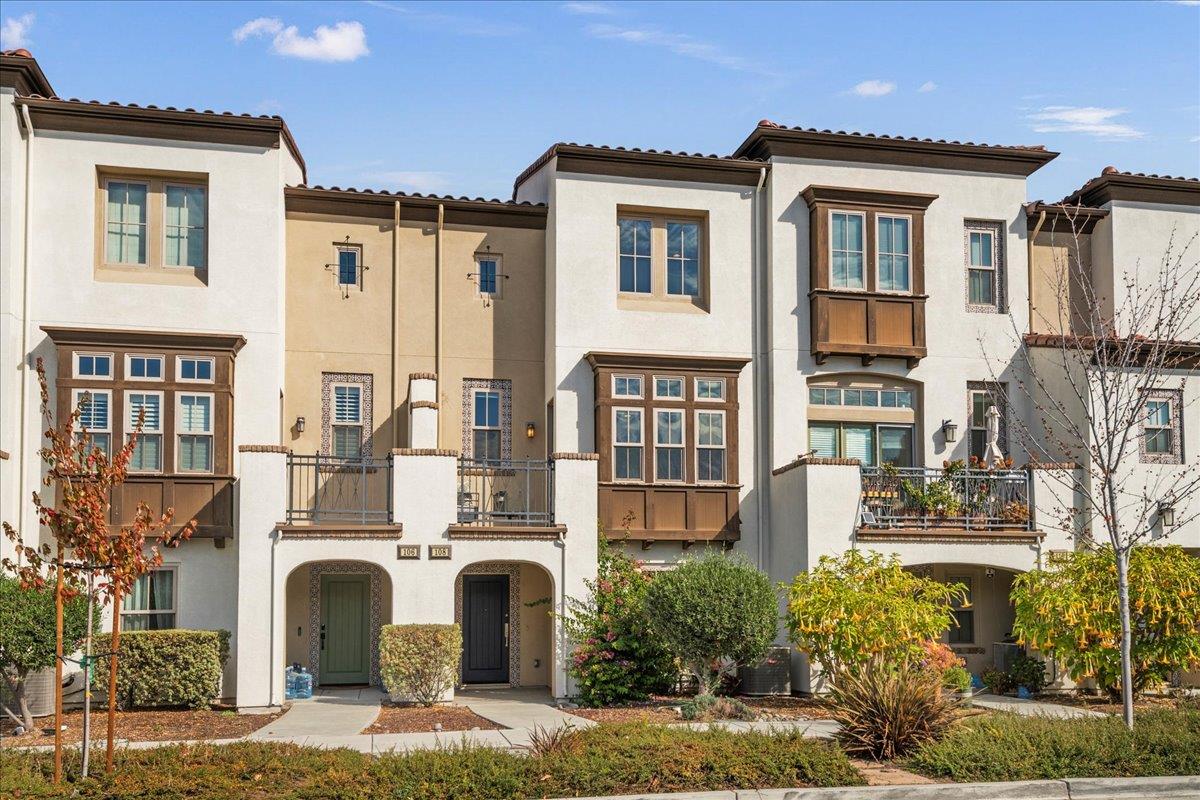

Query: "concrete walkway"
(458, 687), (593, 730)
(970, 693), (1107, 719)
(249, 686), (386, 739)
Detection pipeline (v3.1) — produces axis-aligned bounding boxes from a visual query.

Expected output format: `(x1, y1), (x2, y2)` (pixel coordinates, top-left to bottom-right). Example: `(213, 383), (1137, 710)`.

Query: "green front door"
(319, 574), (370, 685)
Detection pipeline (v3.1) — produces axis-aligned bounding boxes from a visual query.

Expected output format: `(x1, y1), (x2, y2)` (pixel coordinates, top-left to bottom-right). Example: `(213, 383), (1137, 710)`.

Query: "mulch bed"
(566, 694), (837, 724)
(566, 704), (680, 724)
(744, 695), (837, 721)
(364, 702), (502, 734)
(0, 706), (282, 748)
(1034, 692), (1191, 715)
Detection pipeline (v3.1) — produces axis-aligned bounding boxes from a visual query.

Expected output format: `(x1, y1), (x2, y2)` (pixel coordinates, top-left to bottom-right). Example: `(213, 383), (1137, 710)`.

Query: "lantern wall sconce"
(295, 416), (306, 433)
(1158, 501), (1176, 528)
(940, 419), (958, 443)
(526, 421), (536, 439)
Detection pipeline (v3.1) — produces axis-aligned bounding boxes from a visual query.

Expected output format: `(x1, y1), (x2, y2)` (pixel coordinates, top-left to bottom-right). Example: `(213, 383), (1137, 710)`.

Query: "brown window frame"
(616, 208), (709, 311)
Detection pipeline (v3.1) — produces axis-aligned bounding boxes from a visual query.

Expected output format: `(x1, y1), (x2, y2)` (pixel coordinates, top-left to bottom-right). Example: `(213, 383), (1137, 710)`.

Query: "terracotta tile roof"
(1060, 166), (1200, 207)
(750, 119), (1052, 153)
(290, 184), (544, 208)
(0, 48), (55, 97)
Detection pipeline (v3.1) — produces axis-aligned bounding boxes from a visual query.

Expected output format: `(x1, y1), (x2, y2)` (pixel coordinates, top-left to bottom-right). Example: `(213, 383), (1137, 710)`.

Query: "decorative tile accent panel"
(454, 562), (521, 687)
(306, 561), (384, 687)
(320, 372), (374, 456)
(1140, 388), (1184, 464)
(460, 378), (512, 460)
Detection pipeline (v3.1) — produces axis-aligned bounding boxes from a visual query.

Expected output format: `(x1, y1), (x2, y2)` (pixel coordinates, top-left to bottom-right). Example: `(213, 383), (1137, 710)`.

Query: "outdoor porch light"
(295, 416), (306, 433)
(1159, 501), (1176, 528)
(526, 421), (536, 439)
(941, 419), (958, 443)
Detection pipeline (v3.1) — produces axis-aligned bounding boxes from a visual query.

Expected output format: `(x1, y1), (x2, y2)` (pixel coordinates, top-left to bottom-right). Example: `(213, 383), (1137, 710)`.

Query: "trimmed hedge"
(907, 707), (1200, 782)
(379, 624), (462, 706)
(1, 722), (865, 798)
(93, 629), (230, 709)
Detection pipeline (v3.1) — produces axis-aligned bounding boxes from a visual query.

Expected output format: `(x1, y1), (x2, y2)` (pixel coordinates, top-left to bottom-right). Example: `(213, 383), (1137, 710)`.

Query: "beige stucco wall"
(1030, 229), (1094, 336)
(922, 563), (1017, 677)
(519, 562), (554, 687)
(284, 211), (547, 459)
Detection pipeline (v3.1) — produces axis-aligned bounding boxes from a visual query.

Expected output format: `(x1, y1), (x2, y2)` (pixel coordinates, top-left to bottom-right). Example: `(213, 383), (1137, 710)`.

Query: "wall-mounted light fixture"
(940, 419), (958, 443)
(1158, 500), (1176, 528)
(526, 421), (536, 439)
(295, 416), (306, 433)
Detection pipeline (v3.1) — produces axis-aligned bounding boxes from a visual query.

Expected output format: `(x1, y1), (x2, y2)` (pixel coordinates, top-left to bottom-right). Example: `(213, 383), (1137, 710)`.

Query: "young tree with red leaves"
(2, 359), (194, 781)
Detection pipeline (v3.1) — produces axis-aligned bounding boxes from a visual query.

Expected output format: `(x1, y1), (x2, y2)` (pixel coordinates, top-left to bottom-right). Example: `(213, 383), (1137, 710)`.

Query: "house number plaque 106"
(397, 545), (420, 559)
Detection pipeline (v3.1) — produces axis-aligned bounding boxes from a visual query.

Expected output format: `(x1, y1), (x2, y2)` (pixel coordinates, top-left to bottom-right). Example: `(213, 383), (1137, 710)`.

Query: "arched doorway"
(454, 561), (554, 688)
(909, 562), (1021, 676)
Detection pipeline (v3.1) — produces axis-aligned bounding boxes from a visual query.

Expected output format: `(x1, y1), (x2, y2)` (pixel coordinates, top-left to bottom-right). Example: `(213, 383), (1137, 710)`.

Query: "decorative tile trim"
(411, 400), (439, 410)
(551, 452), (599, 461)
(772, 455), (861, 476)
(307, 561), (384, 687)
(1139, 388), (1184, 465)
(391, 448), (460, 457)
(963, 220), (1007, 314)
(461, 378), (512, 460)
(239, 444), (291, 454)
(409, 372), (438, 381)
(321, 372), (374, 456)
(454, 562), (521, 687)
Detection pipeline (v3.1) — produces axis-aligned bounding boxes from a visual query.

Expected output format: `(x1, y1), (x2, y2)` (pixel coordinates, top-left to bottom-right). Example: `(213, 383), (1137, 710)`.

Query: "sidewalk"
(969, 693), (1107, 719)
(249, 686), (386, 740)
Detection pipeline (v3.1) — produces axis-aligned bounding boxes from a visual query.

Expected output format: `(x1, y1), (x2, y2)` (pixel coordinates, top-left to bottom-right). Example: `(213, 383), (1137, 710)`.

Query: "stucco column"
(407, 374), (439, 449)
(390, 449), (458, 623)
(551, 452), (599, 699)
(1028, 462), (1085, 559)
(234, 445), (289, 709)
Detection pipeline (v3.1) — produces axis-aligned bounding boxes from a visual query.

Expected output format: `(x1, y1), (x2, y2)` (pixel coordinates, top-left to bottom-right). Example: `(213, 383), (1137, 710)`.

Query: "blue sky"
(3, 1), (1197, 201)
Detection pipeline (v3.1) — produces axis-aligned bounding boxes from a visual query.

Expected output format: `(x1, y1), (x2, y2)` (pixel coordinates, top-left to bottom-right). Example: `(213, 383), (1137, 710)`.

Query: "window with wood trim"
(613, 407), (644, 481)
(654, 409), (685, 481)
(177, 393), (214, 472)
(98, 172), (208, 272)
(74, 388), (112, 457)
(948, 576), (974, 644)
(126, 390), (163, 472)
(617, 210), (707, 306)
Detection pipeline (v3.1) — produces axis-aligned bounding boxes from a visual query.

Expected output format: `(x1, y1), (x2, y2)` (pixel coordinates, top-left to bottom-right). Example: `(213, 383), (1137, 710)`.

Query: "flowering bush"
(562, 537), (674, 706)
(921, 640), (970, 693)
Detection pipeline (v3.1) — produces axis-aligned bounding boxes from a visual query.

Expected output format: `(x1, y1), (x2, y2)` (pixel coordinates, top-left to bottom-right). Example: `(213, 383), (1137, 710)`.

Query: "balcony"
(858, 465), (1036, 539)
(285, 453), (393, 526)
(110, 474), (234, 539)
(811, 290), (927, 367)
(454, 458), (556, 534)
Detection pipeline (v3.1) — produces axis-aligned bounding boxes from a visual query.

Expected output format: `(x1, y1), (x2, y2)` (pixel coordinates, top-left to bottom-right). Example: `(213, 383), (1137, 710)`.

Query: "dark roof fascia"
(285, 186), (547, 230)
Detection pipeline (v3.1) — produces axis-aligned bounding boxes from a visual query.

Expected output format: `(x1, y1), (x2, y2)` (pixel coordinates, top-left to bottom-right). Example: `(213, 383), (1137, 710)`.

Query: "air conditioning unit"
(738, 646), (792, 696)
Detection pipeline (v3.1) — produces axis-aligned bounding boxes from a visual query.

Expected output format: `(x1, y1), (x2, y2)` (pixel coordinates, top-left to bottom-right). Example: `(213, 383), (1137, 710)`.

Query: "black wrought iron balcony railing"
(859, 465), (1033, 532)
(456, 457), (554, 527)
(286, 453), (393, 525)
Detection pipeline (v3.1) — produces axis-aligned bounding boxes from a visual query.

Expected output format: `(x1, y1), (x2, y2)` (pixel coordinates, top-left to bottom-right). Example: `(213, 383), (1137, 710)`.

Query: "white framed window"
(73, 352), (114, 379)
(829, 210), (865, 289)
(876, 214), (911, 292)
(666, 220), (701, 297)
(164, 183), (207, 268)
(968, 389), (995, 461)
(472, 389), (502, 463)
(1141, 389), (1182, 464)
(654, 376), (684, 400)
(695, 378), (725, 401)
(331, 383), (364, 458)
(880, 389), (914, 409)
(612, 374), (643, 399)
(475, 254), (502, 297)
(104, 179), (149, 265)
(1145, 399), (1173, 454)
(696, 409), (726, 483)
(126, 354), (164, 381)
(618, 217), (653, 294)
(654, 409), (685, 482)
(73, 388), (112, 456)
(965, 221), (1005, 311)
(613, 407), (644, 481)
(121, 567), (177, 630)
(176, 393), (213, 473)
(125, 390), (163, 473)
(335, 244), (362, 288)
(176, 356), (214, 383)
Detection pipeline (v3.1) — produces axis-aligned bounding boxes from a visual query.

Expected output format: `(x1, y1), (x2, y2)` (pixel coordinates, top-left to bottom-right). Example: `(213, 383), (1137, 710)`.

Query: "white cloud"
(851, 79), (896, 97)
(365, 1), (523, 37)
(586, 23), (778, 77)
(1, 12), (34, 50)
(563, 1), (613, 13)
(918, 81), (937, 93)
(234, 17), (369, 62)
(1170, 1), (1199, 6)
(1027, 106), (1145, 139)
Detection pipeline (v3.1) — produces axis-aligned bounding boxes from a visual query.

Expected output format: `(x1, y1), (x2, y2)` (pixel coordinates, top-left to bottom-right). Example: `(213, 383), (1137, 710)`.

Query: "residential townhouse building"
(1, 50), (1196, 707)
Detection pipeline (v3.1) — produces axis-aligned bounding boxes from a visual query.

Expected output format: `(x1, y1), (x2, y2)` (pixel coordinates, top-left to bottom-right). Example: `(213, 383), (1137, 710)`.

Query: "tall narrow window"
(472, 390), (501, 462)
(126, 391), (163, 472)
(1145, 399), (1172, 454)
(877, 215), (911, 292)
(177, 393), (213, 472)
(105, 181), (148, 265)
(121, 568), (176, 630)
(1140, 389), (1182, 464)
(164, 184), (207, 267)
(879, 425), (914, 467)
(666, 221), (700, 297)
(618, 218), (652, 294)
(696, 410), (725, 482)
(948, 576), (974, 644)
(655, 409), (684, 481)
(332, 384), (364, 458)
(613, 408), (643, 481)
(74, 389), (111, 456)
(965, 222), (1006, 311)
(830, 212), (865, 289)
(337, 246), (360, 287)
(969, 390), (994, 461)
(477, 259), (498, 295)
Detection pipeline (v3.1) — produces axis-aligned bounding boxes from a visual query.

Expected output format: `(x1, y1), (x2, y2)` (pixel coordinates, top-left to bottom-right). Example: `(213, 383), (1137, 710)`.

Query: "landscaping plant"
(1010, 545), (1200, 699)
(379, 624), (462, 706)
(644, 551), (778, 695)
(92, 629), (229, 709)
(980, 667), (1015, 696)
(0, 575), (94, 732)
(920, 640), (971, 693)
(828, 656), (961, 760)
(1007, 652), (1048, 694)
(786, 550), (967, 675)
(561, 536), (674, 706)
(679, 693), (756, 722)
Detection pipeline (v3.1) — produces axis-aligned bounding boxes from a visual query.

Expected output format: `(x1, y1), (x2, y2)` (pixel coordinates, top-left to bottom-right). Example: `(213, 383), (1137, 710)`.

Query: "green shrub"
(379, 624), (462, 706)
(645, 551), (778, 694)
(562, 536), (675, 706)
(0, 575), (95, 732)
(829, 657), (961, 760)
(1, 723), (866, 797)
(92, 629), (229, 709)
(942, 665), (972, 693)
(1008, 653), (1048, 693)
(981, 667), (1015, 696)
(908, 707), (1200, 782)
(679, 693), (756, 721)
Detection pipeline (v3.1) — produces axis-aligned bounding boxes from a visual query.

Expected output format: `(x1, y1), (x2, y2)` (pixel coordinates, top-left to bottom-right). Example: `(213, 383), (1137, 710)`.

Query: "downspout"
(1027, 207), (1046, 335)
(435, 203), (444, 442)
(391, 201), (401, 447)
(751, 166), (769, 570)
(17, 102), (35, 542)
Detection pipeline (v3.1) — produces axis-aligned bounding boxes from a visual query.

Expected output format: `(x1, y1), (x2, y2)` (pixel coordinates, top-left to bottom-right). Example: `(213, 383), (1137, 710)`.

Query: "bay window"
(613, 408), (643, 481)
(177, 393), (213, 472)
(126, 391), (163, 472)
(655, 409), (685, 481)
(876, 215), (911, 292)
(73, 388), (111, 456)
(830, 211), (865, 289)
(696, 410), (726, 482)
